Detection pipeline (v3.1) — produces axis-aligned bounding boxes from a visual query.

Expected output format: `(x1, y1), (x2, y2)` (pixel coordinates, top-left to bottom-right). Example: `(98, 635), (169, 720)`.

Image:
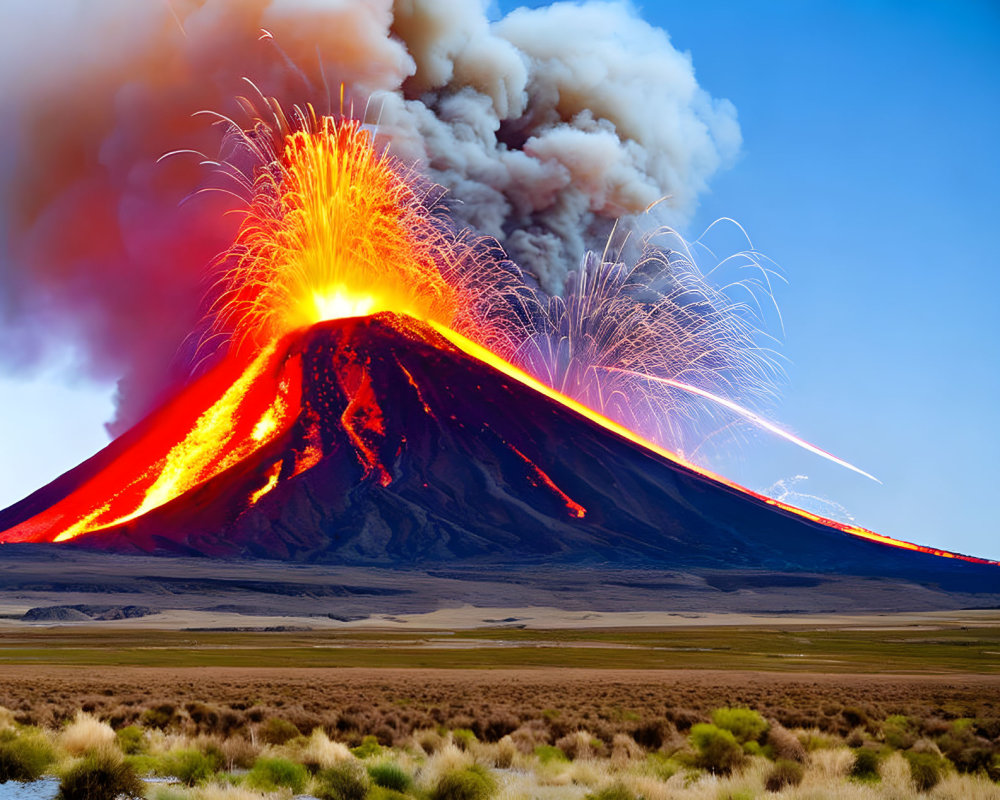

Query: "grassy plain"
(0, 621), (999, 672)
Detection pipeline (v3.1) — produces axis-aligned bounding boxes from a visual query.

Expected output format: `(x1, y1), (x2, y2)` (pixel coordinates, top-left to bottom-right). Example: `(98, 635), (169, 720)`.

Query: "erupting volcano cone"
(0, 313), (996, 592)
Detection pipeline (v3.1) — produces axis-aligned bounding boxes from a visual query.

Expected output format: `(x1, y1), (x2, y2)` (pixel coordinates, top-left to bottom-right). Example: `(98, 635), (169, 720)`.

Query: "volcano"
(0, 313), (997, 594)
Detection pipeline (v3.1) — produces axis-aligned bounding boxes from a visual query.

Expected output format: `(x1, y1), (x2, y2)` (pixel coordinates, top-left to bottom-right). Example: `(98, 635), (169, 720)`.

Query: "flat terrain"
(0, 545), (997, 621)
(0, 618), (999, 672)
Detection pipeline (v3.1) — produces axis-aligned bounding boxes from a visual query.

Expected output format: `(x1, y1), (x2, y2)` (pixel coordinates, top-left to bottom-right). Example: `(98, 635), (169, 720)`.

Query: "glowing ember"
(249, 462), (282, 505)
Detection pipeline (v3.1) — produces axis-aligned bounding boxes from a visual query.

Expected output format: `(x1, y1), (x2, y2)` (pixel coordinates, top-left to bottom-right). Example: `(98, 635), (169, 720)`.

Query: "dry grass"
(0, 702), (996, 799)
(0, 665), (996, 750)
(931, 774), (1000, 800)
(59, 710), (116, 755)
(298, 727), (352, 770)
(416, 741), (475, 791)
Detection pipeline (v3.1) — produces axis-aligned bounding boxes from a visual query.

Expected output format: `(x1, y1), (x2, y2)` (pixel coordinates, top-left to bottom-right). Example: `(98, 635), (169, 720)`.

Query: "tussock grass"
(0, 726), (55, 782)
(0, 697), (995, 799)
(300, 727), (353, 771)
(59, 711), (115, 756)
(192, 785), (274, 800)
(57, 749), (142, 800)
(429, 763), (497, 800)
(314, 760), (369, 800)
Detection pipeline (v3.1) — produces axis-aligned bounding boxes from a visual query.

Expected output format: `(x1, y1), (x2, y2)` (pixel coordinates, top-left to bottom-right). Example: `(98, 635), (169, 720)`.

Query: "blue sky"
(1, 0), (998, 560)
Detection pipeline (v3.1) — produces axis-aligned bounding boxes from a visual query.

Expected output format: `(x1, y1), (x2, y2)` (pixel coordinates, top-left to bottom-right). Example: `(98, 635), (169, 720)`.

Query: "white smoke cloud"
(0, 0), (739, 430)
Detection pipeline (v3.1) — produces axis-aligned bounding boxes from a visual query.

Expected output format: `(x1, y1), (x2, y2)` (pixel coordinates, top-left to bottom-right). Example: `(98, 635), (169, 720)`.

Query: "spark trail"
(599, 366), (880, 483)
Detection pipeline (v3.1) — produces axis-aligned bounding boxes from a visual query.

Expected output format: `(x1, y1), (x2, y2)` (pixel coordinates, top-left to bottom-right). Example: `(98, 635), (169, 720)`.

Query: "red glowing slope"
(0, 314), (996, 591)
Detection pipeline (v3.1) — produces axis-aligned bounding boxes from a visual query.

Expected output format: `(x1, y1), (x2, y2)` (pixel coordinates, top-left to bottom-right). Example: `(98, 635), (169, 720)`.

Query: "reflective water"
(0, 779), (59, 800)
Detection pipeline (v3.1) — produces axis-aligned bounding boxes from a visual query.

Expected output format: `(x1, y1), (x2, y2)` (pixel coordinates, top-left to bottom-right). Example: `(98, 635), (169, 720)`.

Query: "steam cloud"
(0, 0), (739, 432)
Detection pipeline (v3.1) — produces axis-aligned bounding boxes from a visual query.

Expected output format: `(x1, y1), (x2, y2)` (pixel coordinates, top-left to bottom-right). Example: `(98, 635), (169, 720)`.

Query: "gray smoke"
(0, 0), (739, 431)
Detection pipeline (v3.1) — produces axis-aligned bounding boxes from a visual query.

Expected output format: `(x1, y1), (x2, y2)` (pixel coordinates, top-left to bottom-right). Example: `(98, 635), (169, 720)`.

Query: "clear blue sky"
(1, 0), (998, 560)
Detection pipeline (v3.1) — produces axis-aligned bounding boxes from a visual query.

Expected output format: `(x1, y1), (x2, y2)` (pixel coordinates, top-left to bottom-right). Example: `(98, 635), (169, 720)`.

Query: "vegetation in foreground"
(0, 701), (997, 799)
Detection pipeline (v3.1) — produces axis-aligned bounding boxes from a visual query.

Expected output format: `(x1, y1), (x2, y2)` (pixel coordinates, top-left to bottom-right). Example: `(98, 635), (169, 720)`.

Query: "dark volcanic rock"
(22, 606), (92, 622)
(2, 315), (998, 595)
(20, 604), (156, 621)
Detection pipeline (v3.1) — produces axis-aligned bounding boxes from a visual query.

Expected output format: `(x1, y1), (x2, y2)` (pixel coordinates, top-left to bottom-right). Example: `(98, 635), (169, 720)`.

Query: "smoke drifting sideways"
(0, 0), (740, 435)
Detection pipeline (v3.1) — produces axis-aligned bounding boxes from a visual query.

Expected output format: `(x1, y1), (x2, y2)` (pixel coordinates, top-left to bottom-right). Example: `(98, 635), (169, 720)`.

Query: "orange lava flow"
(507, 442), (586, 519)
(2, 341), (302, 543)
(249, 461), (283, 506)
(336, 359), (392, 488)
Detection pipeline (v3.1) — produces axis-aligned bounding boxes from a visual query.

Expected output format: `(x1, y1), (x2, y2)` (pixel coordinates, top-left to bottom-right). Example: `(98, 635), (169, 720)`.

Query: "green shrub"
(430, 764), (497, 800)
(883, 715), (917, 750)
(742, 740), (763, 756)
(115, 726), (145, 755)
(259, 717), (300, 746)
(937, 722), (994, 774)
(711, 708), (768, 744)
(57, 751), (143, 800)
(166, 748), (217, 786)
(351, 735), (384, 759)
(141, 704), (178, 730)
(644, 752), (680, 781)
(849, 747), (881, 782)
(534, 745), (568, 764)
(904, 750), (945, 792)
(369, 789), (408, 800)
(452, 729), (478, 751)
(764, 759), (804, 791)
(316, 761), (370, 800)
(247, 757), (308, 794)
(368, 761), (411, 792)
(584, 784), (639, 800)
(689, 723), (744, 775)
(0, 728), (54, 783)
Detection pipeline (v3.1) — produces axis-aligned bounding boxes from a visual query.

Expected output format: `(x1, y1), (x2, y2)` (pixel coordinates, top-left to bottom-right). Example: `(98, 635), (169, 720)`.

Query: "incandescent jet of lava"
(0, 100), (996, 584)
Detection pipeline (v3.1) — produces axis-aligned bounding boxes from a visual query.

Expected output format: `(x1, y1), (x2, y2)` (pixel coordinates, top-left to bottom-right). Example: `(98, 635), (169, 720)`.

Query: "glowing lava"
(2, 340), (301, 544)
(210, 112), (462, 349)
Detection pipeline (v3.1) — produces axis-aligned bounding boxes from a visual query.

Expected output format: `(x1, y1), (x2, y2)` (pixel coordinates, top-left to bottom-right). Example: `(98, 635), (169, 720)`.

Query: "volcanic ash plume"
(0, 0), (739, 432)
